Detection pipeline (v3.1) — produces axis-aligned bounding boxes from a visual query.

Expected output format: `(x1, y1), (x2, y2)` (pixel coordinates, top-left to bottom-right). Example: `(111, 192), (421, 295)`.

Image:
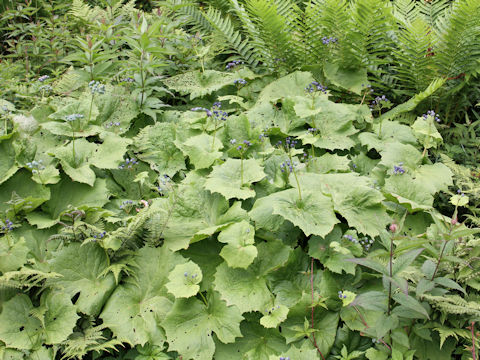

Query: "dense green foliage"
(1, 0), (480, 359)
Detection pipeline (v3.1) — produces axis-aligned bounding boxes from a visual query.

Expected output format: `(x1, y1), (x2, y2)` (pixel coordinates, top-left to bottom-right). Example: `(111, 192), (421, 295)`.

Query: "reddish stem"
(378, 338), (392, 351)
(310, 258), (326, 360)
(353, 305), (369, 328)
(470, 321), (477, 360)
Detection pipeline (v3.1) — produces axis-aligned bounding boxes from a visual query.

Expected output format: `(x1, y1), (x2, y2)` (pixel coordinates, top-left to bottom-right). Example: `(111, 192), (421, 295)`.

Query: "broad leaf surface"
(205, 158), (265, 200)
(162, 292), (243, 360)
(47, 242), (116, 316)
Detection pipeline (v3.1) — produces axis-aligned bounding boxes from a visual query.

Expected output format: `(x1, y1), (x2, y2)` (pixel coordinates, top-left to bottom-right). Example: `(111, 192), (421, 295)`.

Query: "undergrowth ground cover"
(1, 0), (480, 359)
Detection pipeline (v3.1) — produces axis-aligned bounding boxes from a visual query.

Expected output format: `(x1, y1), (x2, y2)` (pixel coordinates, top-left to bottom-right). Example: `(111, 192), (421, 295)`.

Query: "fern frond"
(422, 294), (480, 317)
(0, 268), (62, 290)
(117, 0), (138, 20)
(201, 6), (259, 66)
(61, 324), (123, 360)
(69, 0), (101, 22)
(392, 0), (419, 24)
(173, 1), (215, 33)
(418, 0), (451, 28)
(434, 0), (480, 78)
(245, 0), (295, 70)
(392, 17), (435, 93)
(346, 0), (396, 70)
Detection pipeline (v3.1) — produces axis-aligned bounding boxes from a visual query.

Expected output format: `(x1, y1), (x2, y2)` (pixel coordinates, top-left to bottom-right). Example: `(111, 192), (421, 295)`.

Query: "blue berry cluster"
(184, 272), (198, 279)
(338, 291), (347, 299)
(237, 140), (252, 151)
(265, 305), (281, 314)
(393, 163), (405, 175)
(119, 200), (134, 209)
(27, 160), (45, 174)
(93, 231), (106, 239)
(457, 189), (466, 196)
(226, 60), (243, 69)
(1, 219), (13, 231)
(361, 83), (374, 93)
(38, 75), (49, 82)
(65, 114), (84, 122)
(305, 81), (327, 94)
(279, 357), (290, 360)
(344, 234), (358, 244)
(285, 137), (298, 148)
(88, 80), (106, 94)
(121, 77), (135, 83)
(370, 95), (389, 108)
(280, 159), (297, 173)
(118, 158), (138, 170)
(212, 102), (228, 121)
(359, 237), (374, 251)
(157, 175), (172, 194)
(307, 127), (318, 134)
(105, 121), (122, 129)
(233, 78), (247, 86)
(423, 110), (440, 123)
(322, 36), (338, 44)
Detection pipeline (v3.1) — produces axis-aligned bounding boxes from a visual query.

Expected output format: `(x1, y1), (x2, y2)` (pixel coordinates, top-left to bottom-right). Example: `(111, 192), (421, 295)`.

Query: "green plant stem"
(199, 291), (208, 306)
(4, 117), (7, 135)
(70, 124), (76, 167)
(240, 154), (244, 186)
(310, 258), (326, 360)
(431, 221), (454, 280)
(88, 93), (95, 123)
(360, 90), (367, 105)
(378, 110), (383, 137)
(387, 235), (394, 316)
(288, 152), (302, 201)
(6, 233), (13, 248)
(431, 240), (448, 280)
(211, 119), (218, 151)
(139, 51), (145, 107)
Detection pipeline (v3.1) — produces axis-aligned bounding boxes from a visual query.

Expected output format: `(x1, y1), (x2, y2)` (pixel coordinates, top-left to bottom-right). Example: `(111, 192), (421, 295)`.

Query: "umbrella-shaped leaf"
(205, 158), (266, 200)
(47, 242), (116, 316)
(218, 221), (257, 269)
(0, 292), (78, 350)
(162, 292), (243, 360)
(100, 246), (186, 346)
(166, 261), (203, 298)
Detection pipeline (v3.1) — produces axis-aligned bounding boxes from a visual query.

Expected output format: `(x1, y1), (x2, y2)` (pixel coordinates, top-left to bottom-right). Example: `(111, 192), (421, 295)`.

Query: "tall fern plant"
(165, 0), (480, 123)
